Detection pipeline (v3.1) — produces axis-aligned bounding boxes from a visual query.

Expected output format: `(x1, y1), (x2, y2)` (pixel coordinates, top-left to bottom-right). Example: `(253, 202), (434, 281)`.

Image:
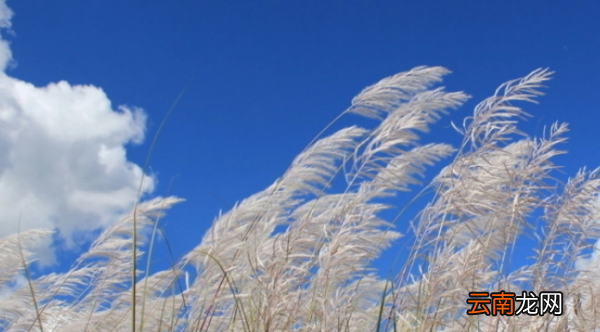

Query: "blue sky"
(1, 0), (600, 284)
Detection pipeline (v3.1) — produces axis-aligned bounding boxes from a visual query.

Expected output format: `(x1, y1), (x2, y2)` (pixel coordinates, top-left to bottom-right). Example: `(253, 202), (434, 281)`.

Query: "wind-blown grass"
(1, 66), (599, 331)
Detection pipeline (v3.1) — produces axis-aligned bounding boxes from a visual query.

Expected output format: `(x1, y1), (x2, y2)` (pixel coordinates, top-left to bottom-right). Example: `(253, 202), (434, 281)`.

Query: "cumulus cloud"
(0, 0), (12, 70)
(0, 1), (155, 257)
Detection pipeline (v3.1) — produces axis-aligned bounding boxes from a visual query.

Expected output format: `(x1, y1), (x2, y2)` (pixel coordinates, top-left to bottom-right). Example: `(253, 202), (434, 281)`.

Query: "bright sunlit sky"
(2, 0), (600, 282)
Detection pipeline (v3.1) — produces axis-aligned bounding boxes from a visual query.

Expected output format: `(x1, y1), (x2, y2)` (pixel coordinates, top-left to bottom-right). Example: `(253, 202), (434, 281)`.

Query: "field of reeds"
(1, 66), (599, 331)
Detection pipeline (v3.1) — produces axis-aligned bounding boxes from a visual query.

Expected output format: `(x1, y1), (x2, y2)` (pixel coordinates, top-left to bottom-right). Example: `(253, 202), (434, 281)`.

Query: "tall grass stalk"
(1, 66), (599, 331)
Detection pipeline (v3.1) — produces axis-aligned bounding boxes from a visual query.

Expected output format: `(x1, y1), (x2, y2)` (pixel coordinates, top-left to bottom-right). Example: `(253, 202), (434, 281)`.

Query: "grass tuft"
(1, 66), (599, 331)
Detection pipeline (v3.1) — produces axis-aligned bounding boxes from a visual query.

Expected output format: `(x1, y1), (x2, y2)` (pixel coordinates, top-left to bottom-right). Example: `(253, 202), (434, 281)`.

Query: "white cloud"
(0, 274), (26, 301)
(0, 1), (155, 258)
(0, 0), (12, 70)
